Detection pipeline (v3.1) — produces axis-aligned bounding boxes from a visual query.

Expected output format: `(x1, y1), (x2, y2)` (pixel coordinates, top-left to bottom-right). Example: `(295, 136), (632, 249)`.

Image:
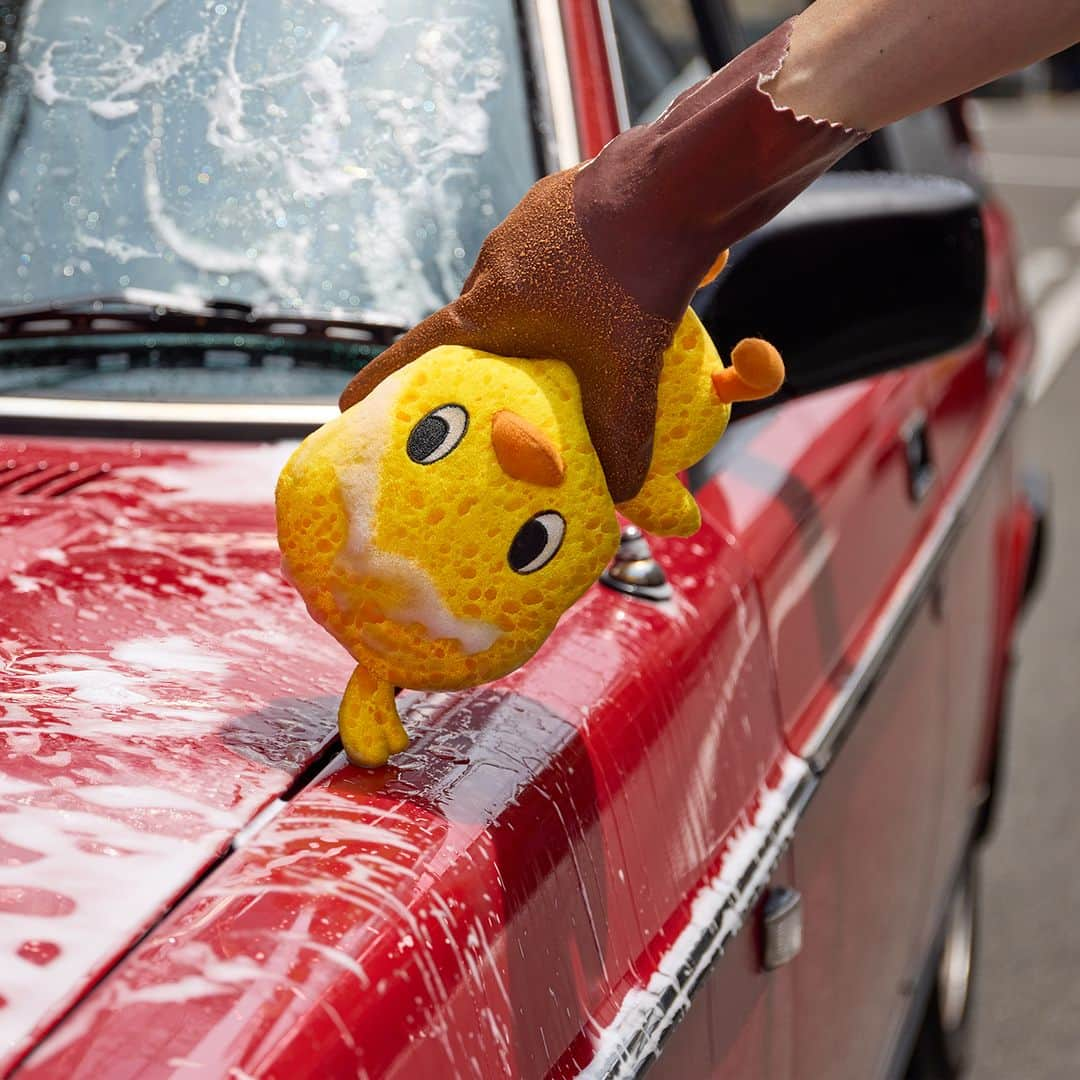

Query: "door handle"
(762, 887), (803, 970)
(902, 411), (935, 503)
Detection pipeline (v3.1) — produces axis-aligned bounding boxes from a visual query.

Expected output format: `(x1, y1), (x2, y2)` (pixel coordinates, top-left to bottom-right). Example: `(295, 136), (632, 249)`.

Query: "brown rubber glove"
(340, 19), (867, 504)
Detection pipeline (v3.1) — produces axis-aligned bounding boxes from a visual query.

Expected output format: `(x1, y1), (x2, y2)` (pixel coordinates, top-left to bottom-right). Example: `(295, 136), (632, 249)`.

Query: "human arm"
(340, 3), (1080, 504)
(341, 18), (860, 504)
(772, 0), (1080, 132)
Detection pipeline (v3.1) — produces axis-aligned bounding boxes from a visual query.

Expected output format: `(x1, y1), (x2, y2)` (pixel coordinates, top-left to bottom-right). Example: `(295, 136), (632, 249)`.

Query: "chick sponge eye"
(276, 307), (783, 768)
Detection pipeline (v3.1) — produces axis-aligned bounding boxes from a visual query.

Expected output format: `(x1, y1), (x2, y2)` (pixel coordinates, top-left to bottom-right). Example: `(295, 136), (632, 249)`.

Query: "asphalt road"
(969, 98), (1080, 1079)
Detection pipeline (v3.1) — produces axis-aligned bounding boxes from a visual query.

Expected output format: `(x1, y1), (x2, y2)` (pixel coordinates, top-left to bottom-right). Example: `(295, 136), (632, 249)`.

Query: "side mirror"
(696, 172), (987, 410)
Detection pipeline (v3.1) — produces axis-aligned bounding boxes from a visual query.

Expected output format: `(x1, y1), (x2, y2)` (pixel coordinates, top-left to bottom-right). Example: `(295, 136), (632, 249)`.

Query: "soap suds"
(579, 753), (811, 1077)
(331, 373), (501, 656)
(6, 0), (525, 318)
(88, 98), (140, 120)
(124, 442), (300, 505)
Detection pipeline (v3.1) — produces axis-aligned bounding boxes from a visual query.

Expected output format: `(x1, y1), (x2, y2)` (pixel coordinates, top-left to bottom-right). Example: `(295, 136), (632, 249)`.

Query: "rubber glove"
(339, 18), (867, 504)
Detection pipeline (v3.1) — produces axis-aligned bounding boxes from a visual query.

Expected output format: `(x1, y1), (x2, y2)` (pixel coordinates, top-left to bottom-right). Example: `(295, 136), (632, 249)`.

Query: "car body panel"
(692, 349), (1018, 1079)
(644, 853), (797, 1080)
(0, 437), (350, 1070)
(696, 368), (934, 749)
(17, 518), (796, 1079)
(1, 2), (1039, 1077)
(787, 595), (946, 1080)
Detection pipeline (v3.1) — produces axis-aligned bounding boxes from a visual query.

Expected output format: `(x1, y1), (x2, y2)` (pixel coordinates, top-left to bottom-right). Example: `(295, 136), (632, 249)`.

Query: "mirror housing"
(696, 172), (987, 410)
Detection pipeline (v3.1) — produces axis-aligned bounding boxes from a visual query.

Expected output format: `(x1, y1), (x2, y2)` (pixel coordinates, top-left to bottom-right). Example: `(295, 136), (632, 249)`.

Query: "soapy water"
(0, 0), (538, 323)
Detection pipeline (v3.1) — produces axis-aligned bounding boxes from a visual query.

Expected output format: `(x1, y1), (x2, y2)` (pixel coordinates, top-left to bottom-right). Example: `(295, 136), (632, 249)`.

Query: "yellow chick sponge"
(277, 304), (783, 767)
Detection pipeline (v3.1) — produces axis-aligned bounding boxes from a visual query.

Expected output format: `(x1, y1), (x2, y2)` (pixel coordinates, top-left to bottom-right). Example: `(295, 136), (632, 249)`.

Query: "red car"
(0, 2), (1046, 1078)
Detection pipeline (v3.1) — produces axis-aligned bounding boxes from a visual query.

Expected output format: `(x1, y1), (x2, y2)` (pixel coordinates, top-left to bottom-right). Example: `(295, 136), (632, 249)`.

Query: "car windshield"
(0, 0), (538, 327)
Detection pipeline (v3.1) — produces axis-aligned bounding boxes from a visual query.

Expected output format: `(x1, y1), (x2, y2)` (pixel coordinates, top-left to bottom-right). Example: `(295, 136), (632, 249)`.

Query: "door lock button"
(600, 525), (672, 602)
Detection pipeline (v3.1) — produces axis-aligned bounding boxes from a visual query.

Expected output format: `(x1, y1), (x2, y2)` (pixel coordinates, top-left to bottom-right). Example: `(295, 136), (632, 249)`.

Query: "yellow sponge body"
(277, 347), (619, 698)
(276, 307), (780, 766)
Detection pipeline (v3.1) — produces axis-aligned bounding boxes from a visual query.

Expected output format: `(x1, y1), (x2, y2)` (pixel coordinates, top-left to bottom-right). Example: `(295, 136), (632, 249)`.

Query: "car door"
(608, 2), (951, 1076)
(694, 370), (949, 1080)
(895, 116), (1033, 943)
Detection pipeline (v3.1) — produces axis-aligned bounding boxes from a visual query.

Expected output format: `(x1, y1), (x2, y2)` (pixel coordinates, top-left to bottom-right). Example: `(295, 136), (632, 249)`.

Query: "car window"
(610, 0), (711, 124)
(727, 0), (805, 48)
(0, 0), (539, 326)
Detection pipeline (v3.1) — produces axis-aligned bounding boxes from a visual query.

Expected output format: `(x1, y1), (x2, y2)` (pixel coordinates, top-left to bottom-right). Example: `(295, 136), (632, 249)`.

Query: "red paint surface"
(0, 438), (351, 1069)
(17, 943), (61, 968)
(17, 521), (791, 1079)
(1, 14), (1038, 1080)
(694, 190), (1031, 1076)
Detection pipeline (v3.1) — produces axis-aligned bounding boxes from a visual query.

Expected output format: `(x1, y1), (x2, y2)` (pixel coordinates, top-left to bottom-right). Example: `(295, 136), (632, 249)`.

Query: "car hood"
(0, 434), (352, 1069)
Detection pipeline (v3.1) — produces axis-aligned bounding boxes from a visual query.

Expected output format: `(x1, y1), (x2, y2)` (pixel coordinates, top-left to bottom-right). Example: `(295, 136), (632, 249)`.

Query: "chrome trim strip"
(520, 0), (561, 173)
(578, 757), (816, 1079)
(596, 0), (631, 132)
(0, 396), (335, 428)
(533, 0), (582, 168)
(804, 378), (1026, 771)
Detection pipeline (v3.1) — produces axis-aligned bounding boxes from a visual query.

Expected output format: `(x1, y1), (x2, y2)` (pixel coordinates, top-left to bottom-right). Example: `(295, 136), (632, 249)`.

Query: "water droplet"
(18, 940), (61, 966)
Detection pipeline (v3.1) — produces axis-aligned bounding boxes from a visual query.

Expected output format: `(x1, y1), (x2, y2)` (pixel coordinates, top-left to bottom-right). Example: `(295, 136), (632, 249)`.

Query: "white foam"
(77, 785), (238, 828)
(7, 573), (41, 593)
(205, 2), (259, 166)
(349, 188), (442, 325)
(579, 753), (811, 1077)
(0, 792), (246, 1058)
(112, 636), (227, 675)
(24, 40), (65, 106)
(89, 99), (139, 120)
(123, 441), (300, 505)
(75, 233), (158, 263)
(282, 56), (356, 200)
(32, 666), (150, 706)
(143, 120), (308, 297)
(330, 374), (501, 657)
(23, 23), (212, 113)
(319, 0), (390, 58)
(16, 0), (513, 318)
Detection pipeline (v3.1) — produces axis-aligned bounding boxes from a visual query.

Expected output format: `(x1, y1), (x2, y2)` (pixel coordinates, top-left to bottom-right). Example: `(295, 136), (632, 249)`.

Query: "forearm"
(343, 2), (1080, 504)
(772, 0), (1080, 132)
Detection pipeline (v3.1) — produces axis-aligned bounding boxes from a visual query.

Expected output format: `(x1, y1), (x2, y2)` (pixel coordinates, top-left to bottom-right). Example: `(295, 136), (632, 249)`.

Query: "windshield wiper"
(0, 289), (407, 347)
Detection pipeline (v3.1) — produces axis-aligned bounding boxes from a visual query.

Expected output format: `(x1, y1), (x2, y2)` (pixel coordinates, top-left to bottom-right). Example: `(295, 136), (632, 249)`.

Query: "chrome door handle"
(762, 887), (803, 970)
(902, 411), (936, 503)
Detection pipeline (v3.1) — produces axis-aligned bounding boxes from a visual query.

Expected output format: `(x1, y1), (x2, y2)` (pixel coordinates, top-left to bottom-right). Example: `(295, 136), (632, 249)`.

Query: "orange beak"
(491, 410), (566, 487)
(712, 338), (785, 404)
